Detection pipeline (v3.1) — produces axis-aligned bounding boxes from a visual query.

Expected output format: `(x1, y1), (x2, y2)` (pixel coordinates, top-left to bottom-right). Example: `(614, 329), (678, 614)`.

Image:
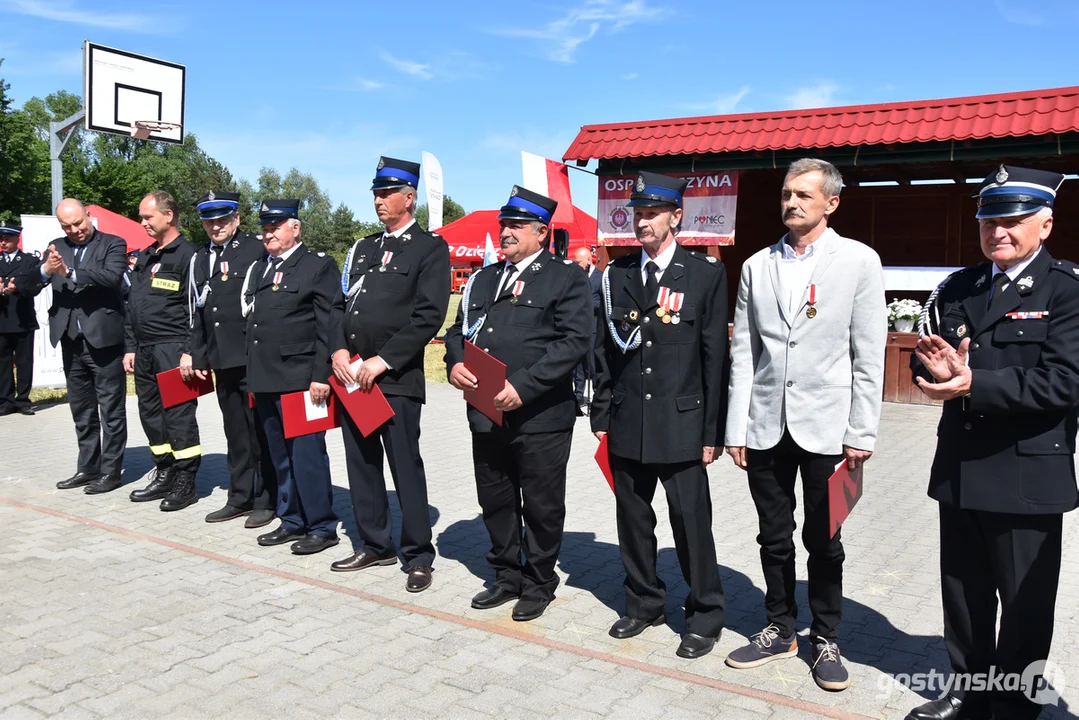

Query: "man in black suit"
(591, 172), (728, 660)
(908, 166), (1078, 720)
(0, 221), (44, 416)
(183, 191), (276, 528)
(245, 199), (341, 556)
(44, 199), (129, 494)
(570, 246), (602, 416)
(445, 186), (592, 621)
(328, 157), (450, 592)
(125, 191), (202, 512)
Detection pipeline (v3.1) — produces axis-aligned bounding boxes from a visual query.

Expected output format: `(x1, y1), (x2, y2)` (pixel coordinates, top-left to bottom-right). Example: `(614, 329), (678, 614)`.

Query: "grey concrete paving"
(0, 384), (1076, 719)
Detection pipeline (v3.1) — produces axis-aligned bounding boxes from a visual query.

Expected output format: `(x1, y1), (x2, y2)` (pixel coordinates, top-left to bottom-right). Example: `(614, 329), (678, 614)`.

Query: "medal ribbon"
(382, 250), (393, 266)
(668, 292), (684, 313)
(512, 280), (525, 298)
(657, 286), (670, 309)
(808, 283), (817, 305)
(151, 263), (161, 277)
(273, 271), (283, 286)
(219, 261), (229, 275)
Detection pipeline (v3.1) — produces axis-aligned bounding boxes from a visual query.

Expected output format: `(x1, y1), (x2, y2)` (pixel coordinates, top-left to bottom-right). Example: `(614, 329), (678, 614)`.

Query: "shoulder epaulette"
(1050, 258), (1079, 281)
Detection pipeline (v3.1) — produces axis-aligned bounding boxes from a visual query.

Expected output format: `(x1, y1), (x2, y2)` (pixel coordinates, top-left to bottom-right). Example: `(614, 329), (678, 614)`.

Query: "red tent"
(87, 204), (155, 253)
(436, 206), (598, 266)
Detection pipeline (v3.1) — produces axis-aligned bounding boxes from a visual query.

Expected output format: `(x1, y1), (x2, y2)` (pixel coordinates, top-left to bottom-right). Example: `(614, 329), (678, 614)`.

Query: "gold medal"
(220, 273), (228, 282)
(656, 307), (666, 318)
(806, 306), (817, 318)
(662, 314), (672, 324)
(272, 285), (280, 292)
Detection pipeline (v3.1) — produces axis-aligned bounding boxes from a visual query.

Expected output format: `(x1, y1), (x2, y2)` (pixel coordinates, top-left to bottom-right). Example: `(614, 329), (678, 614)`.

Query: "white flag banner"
(421, 151), (444, 231)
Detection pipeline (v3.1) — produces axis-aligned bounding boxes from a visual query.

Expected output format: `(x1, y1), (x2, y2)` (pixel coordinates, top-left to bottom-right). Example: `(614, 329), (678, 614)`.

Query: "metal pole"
(49, 109), (86, 211)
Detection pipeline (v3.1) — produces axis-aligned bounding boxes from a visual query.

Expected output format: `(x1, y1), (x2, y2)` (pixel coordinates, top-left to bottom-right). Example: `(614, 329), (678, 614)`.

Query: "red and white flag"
(521, 151), (574, 224)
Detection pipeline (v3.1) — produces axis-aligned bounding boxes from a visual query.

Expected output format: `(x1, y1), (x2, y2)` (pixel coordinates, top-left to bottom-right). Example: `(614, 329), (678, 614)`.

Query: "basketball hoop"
(131, 120), (182, 140)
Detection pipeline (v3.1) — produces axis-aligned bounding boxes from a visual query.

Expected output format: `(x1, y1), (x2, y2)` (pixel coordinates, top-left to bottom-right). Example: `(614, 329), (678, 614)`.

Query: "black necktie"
(644, 260), (659, 299)
(499, 265), (519, 299)
(73, 245), (86, 269)
(210, 245), (225, 274)
(989, 272), (1009, 306)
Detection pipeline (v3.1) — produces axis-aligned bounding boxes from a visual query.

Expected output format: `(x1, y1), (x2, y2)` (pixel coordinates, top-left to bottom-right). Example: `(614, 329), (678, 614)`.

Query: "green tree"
(414, 194), (466, 231)
(0, 61), (51, 219)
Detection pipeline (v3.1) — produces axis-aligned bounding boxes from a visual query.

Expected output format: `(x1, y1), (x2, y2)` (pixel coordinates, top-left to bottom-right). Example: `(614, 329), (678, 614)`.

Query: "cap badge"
(996, 165), (1009, 184)
(260, 202), (269, 212)
(1017, 275), (1034, 290)
(635, 175), (645, 193)
(377, 158), (385, 170)
(207, 191), (215, 201)
(510, 186), (518, 197)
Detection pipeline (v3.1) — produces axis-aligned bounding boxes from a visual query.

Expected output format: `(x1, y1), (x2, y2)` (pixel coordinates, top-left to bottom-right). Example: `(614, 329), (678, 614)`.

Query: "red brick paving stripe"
(1, 495), (877, 720)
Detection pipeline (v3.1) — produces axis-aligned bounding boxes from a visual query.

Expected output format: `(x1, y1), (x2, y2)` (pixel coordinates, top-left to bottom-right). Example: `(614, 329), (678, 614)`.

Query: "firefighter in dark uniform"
(244, 199), (341, 555)
(183, 191), (277, 528)
(125, 191), (202, 511)
(909, 166), (1078, 720)
(0, 221), (44, 416)
(591, 172), (728, 660)
(329, 157), (450, 592)
(444, 186), (592, 622)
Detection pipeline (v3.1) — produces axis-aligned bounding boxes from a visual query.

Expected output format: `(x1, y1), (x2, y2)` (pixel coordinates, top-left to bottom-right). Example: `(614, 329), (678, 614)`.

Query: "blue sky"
(2, 0), (1078, 223)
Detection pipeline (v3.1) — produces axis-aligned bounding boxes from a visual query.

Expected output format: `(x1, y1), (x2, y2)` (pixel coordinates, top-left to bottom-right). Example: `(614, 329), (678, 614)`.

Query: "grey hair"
(786, 158), (843, 198)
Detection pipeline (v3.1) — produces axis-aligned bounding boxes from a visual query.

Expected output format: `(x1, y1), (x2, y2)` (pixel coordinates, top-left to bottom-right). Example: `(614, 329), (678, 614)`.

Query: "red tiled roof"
(563, 86), (1079, 161)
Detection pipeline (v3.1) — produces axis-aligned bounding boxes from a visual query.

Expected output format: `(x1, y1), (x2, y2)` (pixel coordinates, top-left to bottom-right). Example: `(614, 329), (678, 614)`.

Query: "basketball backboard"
(84, 41), (185, 144)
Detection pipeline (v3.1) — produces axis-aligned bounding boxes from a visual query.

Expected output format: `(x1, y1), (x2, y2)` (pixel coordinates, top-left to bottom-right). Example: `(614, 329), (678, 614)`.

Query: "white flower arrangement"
(887, 298), (922, 323)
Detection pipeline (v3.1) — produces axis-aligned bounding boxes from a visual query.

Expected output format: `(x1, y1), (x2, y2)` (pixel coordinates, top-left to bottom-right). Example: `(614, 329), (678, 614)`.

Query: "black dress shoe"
(244, 509), (276, 529)
(512, 597), (550, 622)
(406, 565), (433, 593)
(330, 549), (398, 572)
(205, 505), (252, 523)
(57, 471), (97, 490)
(84, 474), (121, 494)
(609, 614), (665, 639)
(257, 524), (306, 546)
(471, 587), (519, 610)
(676, 633), (717, 659)
(905, 695), (973, 720)
(17, 406), (35, 416)
(291, 534), (339, 555)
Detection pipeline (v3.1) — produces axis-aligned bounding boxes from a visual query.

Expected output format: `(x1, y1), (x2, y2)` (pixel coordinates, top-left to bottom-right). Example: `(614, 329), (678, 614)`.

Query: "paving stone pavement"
(1, 385), (1076, 719)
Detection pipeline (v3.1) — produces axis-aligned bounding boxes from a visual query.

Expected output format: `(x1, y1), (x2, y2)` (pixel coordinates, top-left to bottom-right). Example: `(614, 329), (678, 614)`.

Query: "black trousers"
(611, 453), (725, 637)
(133, 342), (201, 473)
(342, 394), (434, 568)
(940, 504), (1063, 719)
(472, 428), (571, 601)
(215, 366), (274, 511)
(746, 430), (845, 640)
(0, 331), (34, 411)
(61, 337), (127, 477)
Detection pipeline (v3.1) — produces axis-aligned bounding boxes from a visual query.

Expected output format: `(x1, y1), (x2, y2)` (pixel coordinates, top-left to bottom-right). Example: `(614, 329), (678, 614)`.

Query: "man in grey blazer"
(723, 159), (886, 691)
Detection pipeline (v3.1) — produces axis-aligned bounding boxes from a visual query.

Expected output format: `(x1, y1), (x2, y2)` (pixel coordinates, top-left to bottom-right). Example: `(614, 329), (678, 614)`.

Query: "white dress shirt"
(776, 229), (829, 315)
(263, 241), (303, 276)
(495, 248), (545, 298)
(639, 240), (678, 287)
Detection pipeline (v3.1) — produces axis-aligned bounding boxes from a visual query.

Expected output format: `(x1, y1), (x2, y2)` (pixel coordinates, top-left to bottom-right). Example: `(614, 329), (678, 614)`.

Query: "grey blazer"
(725, 228), (887, 455)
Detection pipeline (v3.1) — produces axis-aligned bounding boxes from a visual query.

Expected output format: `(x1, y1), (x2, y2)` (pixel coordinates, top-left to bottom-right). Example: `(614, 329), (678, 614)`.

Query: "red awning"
(563, 85), (1079, 161)
(437, 207), (598, 264)
(87, 204), (155, 253)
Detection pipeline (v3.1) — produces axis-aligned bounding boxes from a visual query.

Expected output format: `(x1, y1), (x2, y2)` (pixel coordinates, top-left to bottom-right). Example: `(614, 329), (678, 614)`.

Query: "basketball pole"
(50, 109), (85, 212)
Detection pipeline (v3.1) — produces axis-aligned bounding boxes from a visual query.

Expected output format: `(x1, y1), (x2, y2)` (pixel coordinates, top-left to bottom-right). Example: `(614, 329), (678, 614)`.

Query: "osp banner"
(597, 170), (738, 246)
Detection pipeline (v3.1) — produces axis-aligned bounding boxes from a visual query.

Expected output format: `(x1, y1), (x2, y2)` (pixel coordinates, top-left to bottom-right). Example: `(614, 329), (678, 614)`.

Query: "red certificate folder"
(328, 355), (395, 437)
(594, 434), (615, 493)
(157, 367), (214, 409)
(463, 340), (507, 425)
(281, 390), (339, 439)
(828, 462), (864, 538)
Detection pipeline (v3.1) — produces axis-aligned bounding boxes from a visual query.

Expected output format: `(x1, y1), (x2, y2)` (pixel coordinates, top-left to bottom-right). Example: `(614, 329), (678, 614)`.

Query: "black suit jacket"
(444, 250), (592, 434)
(0, 251), (44, 333)
(189, 231), (266, 370)
(244, 245), (340, 394)
(911, 249), (1079, 515)
(586, 264), (602, 313)
(333, 224), (451, 402)
(42, 230), (128, 349)
(591, 245), (729, 464)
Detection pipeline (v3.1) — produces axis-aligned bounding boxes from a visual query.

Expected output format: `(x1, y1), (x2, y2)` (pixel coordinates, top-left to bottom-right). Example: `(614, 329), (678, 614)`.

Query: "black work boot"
(129, 466), (175, 502)
(159, 470), (197, 512)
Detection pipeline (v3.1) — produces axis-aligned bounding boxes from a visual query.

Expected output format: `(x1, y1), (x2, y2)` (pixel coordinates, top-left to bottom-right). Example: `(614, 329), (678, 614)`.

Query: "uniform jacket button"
(789, 341), (796, 348)
(212, 307), (218, 312)
(786, 380), (793, 387)
(350, 334), (356, 339)
(1016, 330), (1024, 336)
(253, 340), (259, 345)
(964, 422), (972, 430)
(353, 310), (359, 315)
(645, 367), (652, 374)
(972, 343), (980, 350)
(487, 327), (494, 333)
(214, 322), (219, 327)
(645, 393), (652, 400)
(645, 341), (652, 348)
(644, 316), (650, 323)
